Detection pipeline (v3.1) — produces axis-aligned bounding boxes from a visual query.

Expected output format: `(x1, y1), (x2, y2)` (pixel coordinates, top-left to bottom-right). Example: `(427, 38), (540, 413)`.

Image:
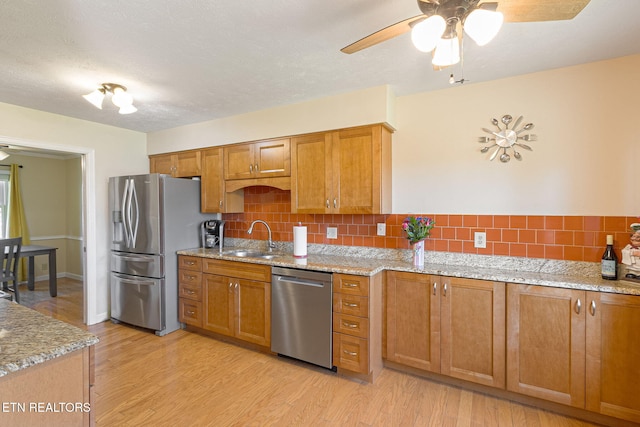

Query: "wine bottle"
(601, 235), (618, 280)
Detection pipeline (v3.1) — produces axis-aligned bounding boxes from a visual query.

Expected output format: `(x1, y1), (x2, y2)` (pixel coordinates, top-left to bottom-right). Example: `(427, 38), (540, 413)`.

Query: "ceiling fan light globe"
(82, 89), (105, 109)
(464, 9), (503, 46)
(432, 36), (460, 67)
(411, 15), (446, 53)
(118, 104), (138, 115)
(111, 87), (134, 108)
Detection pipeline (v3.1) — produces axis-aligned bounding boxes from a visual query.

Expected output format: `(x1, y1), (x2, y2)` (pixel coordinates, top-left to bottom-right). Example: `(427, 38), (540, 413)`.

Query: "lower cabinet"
(586, 292), (640, 423)
(508, 283), (640, 425)
(332, 272), (383, 381)
(386, 271), (505, 388)
(178, 256), (271, 348)
(202, 259), (271, 347)
(506, 284), (585, 407)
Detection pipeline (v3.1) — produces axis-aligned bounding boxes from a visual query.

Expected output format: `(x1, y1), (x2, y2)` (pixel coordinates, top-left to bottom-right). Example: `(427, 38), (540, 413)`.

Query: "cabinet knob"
(343, 349), (358, 357)
(590, 300), (597, 316)
(433, 282), (437, 295)
(575, 298), (582, 314)
(333, 198), (337, 208)
(342, 321), (359, 329)
(249, 164), (253, 173)
(326, 199), (330, 208)
(343, 302), (359, 308)
(219, 200), (223, 208)
(443, 283), (448, 296)
(255, 163), (259, 172)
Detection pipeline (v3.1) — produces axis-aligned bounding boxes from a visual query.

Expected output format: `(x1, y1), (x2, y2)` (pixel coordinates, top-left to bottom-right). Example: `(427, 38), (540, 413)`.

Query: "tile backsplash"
(221, 186), (638, 263)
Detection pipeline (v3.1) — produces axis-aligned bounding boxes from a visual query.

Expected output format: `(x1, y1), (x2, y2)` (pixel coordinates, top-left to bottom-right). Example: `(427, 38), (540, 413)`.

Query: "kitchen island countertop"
(0, 299), (99, 377)
(177, 247), (640, 297)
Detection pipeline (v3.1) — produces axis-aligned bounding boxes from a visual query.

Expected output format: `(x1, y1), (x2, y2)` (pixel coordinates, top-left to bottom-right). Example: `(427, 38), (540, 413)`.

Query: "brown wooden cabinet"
(291, 124), (392, 214)
(178, 256), (203, 327)
(332, 272), (383, 381)
(586, 291), (640, 424)
(149, 150), (201, 177)
(506, 284), (586, 408)
(386, 272), (505, 389)
(224, 138), (290, 180)
(200, 147), (244, 213)
(201, 259), (271, 347)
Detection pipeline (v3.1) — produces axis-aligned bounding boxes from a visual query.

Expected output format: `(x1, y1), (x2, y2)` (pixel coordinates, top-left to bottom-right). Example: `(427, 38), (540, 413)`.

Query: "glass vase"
(413, 240), (425, 267)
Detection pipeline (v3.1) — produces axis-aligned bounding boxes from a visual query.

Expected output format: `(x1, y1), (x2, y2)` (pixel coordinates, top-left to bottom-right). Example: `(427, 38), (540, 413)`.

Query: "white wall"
(0, 102), (147, 324)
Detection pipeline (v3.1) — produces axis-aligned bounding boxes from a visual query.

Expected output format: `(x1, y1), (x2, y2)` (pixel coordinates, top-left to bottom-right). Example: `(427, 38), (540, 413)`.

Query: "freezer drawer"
(111, 272), (164, 332)
(111, 252), (163, 279)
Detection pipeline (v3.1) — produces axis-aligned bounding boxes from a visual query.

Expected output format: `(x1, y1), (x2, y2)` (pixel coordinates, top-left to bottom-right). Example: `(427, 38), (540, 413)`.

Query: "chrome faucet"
(247, 220), (276, 252)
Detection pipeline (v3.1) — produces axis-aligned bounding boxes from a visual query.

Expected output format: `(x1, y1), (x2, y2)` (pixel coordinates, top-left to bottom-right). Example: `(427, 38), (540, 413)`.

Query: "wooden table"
(20, 245), (58, 297)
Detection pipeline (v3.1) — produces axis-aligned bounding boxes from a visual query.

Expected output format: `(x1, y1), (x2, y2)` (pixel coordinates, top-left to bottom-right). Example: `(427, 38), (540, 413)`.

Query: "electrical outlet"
(474, 232), (487, 249)
(326, 227), (338, 239)
(376, 223), (386, 236)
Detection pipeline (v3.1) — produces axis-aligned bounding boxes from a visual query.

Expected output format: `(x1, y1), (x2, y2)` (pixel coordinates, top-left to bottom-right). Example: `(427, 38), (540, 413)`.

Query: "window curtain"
(8, 164), (30, 280)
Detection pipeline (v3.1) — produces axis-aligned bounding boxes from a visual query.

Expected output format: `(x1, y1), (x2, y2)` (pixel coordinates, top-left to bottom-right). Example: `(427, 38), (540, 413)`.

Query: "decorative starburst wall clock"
(478, 115), (537, 162)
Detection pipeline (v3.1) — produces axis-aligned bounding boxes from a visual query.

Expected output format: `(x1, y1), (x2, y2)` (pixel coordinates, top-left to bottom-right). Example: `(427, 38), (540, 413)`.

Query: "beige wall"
(148, 54), (640, 217)
(0, 103), (147, 324)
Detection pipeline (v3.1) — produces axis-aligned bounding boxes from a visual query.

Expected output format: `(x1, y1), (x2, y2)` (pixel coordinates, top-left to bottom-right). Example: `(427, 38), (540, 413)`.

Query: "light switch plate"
(377, 223), (386, 236)
(327, 227), (338, 239)
(474, 232), (487, 248)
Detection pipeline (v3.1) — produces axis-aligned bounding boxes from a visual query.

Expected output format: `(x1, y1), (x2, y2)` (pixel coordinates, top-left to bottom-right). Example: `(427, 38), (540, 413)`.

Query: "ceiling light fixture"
(410, 0), (503, 66)
(0, 149), (9, 161)
(83, 83), (137, 114)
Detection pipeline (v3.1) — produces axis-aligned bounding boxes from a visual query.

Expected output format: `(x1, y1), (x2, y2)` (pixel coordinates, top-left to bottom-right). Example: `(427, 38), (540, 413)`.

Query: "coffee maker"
(201, 219), (225, 251)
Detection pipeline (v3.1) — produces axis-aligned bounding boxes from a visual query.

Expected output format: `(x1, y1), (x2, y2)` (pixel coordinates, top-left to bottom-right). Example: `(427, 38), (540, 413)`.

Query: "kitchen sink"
(222, 249), (281, 260)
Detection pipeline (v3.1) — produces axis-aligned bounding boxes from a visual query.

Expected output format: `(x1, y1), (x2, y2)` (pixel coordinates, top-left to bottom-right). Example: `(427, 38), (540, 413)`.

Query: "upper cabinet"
(149, 150), (201, 177)
(200, 147), (244, 213)
(224, 138), (290, 180)
(291, 124), (392, 214)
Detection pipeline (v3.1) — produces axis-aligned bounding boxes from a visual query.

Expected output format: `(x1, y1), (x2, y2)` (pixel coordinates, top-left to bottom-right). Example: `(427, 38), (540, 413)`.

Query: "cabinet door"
(291, 132), (332, 213)
(254, 138), (290, 178)
(506, 284), (586, 408)
(201, 147), (224, 213)
(586, 292), (640, 423)
(234, 279), (271, 347)
(386, 271), (440, 372)
(224, 143), (254, 180)
(201, 147), (244, 213)
(174, 150), (201, 177)
(203, 274), (234, 336)
(441, 277), (505, 388)
(149, 154), (175, 176)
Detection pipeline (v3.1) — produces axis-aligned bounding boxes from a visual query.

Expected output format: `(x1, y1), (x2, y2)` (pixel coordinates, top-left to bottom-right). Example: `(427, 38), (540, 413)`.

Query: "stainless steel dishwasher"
(271, 266), (334, 369)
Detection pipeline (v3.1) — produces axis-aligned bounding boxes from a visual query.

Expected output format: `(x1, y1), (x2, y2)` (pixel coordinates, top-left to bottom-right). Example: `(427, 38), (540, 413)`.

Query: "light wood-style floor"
(19, 279), (599, 427)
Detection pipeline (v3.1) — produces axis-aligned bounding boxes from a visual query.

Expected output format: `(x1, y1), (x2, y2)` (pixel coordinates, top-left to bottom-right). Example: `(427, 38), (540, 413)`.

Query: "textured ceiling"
(1, 0), (639, 134)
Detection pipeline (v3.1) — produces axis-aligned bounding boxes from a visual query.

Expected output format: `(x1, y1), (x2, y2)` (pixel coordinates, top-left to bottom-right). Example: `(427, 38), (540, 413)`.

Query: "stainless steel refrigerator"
(109, 173), (210, 336)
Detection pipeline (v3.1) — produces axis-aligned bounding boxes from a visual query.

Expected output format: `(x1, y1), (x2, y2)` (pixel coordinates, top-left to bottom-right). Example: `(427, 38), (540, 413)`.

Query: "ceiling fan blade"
(341, 14), (425, 54)
(496, 0), (591, 23)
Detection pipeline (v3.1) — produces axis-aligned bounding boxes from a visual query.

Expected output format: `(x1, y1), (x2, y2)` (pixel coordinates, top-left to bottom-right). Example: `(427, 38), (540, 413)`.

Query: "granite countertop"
(0, 299), (99, 377)
(178, 243), (640, 297)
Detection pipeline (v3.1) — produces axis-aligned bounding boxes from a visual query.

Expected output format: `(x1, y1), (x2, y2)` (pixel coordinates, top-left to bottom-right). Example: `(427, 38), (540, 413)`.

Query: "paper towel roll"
(293, 225), (307, 258)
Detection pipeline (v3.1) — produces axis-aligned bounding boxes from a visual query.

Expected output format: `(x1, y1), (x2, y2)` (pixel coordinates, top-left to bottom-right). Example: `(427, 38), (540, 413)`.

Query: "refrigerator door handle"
(113, 273), (156, 286)
(112, 253), (156, 263)
(129, 179), (139, 247)
(122, 178), (132, 247)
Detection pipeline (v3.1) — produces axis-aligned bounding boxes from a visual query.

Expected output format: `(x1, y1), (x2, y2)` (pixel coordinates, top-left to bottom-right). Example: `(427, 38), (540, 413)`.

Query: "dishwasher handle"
(275, 276), (327, 288)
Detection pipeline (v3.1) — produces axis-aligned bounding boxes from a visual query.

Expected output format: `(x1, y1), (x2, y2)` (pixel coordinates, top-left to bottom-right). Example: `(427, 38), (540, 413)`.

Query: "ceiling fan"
(341, 0), (591, 68)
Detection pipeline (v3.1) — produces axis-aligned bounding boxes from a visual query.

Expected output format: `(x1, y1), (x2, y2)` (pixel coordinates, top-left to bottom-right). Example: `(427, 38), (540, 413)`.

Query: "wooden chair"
(1, 238), (22, 303)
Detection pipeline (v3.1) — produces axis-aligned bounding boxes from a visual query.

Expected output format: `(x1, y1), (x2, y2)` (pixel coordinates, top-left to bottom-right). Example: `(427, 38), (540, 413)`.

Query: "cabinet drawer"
(179, 299), (202, 327)
(203, 258), (271, 282)
(333, 313), (369, 339)
(333, 293), (368, 317)
(334, 274), (369, 296)
(333, 332), (368, 374)
(179, 282), (202, 301)
(179, 269), (201, 286)
(179, 256), (202, 272)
